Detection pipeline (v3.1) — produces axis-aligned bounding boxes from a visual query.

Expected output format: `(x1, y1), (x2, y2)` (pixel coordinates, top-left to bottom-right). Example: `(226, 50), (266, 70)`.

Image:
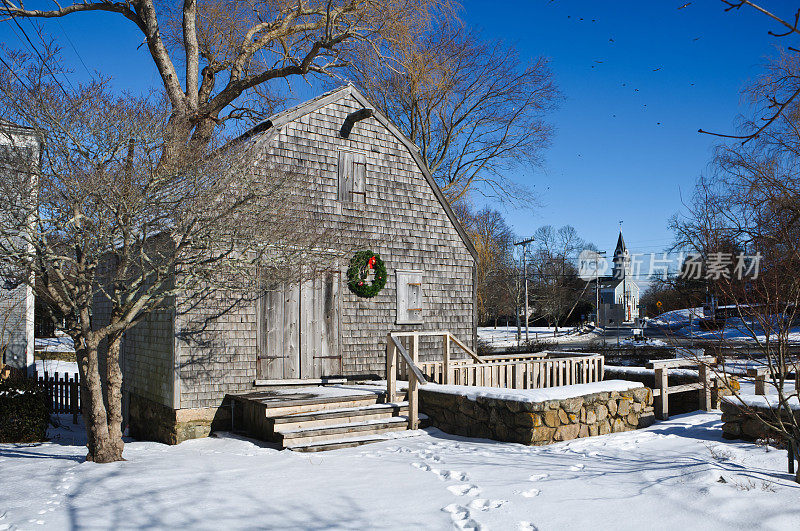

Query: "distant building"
(592, 232), (639, 326)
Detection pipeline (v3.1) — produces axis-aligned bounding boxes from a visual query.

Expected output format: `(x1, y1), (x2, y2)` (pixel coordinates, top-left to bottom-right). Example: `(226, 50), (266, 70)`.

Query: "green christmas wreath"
(347, 250), (387, 298)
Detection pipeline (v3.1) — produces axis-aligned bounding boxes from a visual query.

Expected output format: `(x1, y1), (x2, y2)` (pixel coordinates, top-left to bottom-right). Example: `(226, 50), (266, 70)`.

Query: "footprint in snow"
(447, 484), (481, 496)
(528, 474), (548, 481)
(517, 488), (540, 498)
(569, 464), (585, 472)
(442, 504), (483, 531)
(412, 462), (431, 471)
(468, 498), (507, 511)
(437, 470), (469, 482)
(518, 522), (538, 531)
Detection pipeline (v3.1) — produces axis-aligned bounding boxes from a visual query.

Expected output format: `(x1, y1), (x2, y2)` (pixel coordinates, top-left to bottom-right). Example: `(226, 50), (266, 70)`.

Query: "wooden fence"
(448, 355), (604, 389)
(33, 370), (82, 424)
(402, 354), (604, 389)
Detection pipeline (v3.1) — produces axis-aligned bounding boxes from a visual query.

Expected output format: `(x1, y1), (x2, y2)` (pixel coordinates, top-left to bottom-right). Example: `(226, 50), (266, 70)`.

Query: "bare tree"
(349, 22), (559, 205)
(460, 205), (516, 325)
(529, 225), (587, 331)
(0, 0), (450, 170)
(674, 90), (800, 480)
(0, 46), (338, 462)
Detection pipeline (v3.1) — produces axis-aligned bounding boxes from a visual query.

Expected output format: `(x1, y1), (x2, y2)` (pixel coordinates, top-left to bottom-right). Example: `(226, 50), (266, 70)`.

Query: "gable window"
(338, 151), (366, 203)
(396, 270), (423, 324)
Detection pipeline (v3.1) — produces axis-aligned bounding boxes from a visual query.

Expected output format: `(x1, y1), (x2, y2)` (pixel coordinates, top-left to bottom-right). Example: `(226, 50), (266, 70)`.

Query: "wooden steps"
(278, 416), (410, 447)
(271, 402), (409, 430)
(231, 385), (421, 451)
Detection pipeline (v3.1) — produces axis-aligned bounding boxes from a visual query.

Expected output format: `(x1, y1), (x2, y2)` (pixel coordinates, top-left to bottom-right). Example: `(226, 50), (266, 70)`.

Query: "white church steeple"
(612, 231), (630, 279)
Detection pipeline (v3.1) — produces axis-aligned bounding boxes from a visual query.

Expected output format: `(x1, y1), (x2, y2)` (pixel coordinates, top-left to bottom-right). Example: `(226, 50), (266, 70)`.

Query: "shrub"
(0, 377), (49, 442)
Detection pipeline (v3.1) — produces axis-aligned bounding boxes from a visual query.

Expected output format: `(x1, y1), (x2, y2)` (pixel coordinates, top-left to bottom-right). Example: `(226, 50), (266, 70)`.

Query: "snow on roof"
(422, 380), (643, 404)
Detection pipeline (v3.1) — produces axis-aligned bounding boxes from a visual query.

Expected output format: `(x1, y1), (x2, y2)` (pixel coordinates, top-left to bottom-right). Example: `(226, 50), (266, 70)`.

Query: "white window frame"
(396, 269), (423, 325)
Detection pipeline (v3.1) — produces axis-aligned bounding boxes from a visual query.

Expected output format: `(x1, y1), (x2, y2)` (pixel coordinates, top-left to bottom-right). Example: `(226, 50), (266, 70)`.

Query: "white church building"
(593, 232), (640, 326)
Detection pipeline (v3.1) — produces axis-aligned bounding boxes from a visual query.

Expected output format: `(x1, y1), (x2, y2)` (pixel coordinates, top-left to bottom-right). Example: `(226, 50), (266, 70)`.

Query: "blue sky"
(460, 0), (783, 260)
(0, 0), (788, 270)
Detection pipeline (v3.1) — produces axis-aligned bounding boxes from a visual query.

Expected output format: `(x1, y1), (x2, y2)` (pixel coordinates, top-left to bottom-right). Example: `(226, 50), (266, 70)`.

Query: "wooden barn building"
(121, 85), (477, 445)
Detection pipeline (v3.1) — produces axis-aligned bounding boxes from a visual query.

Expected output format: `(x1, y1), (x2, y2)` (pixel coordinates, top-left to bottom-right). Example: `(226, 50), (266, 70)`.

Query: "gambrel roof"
(235, 85), (478, 260)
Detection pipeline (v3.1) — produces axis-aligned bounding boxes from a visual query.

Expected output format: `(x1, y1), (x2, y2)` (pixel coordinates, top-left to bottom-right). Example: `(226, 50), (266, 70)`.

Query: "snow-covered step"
(287, 435), (390, 452)
(272, 402), (409, 431)
(287, 429), (425, 452)
(277, 416), (411, 447)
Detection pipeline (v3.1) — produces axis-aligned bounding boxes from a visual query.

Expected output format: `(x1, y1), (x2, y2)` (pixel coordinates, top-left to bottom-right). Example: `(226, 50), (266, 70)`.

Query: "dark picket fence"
(32, 370), (82, 424)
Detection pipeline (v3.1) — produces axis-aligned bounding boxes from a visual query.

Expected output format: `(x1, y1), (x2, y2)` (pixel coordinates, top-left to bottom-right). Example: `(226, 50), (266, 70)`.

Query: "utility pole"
(515, 237), (535, 344)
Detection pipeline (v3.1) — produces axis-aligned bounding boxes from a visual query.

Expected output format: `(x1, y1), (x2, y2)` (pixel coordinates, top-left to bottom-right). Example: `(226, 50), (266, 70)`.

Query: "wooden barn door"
(257, 273), (341, 380)
(300, 272), (342, 378)
(257, 283), (300, 380)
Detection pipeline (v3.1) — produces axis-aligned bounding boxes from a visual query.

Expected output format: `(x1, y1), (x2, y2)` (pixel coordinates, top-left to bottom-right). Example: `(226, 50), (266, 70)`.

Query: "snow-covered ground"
(34, 336), (74, 354)
(2, 413), (800, 529)
(617, 337), (667, 347)
(33, 359), (79, 375)
(648, 308), (800, 343)
(478, 326), (594, 349)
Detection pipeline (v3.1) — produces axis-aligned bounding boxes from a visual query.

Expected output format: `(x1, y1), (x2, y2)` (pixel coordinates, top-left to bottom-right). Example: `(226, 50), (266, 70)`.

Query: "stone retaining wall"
(721, 397), (798, 441)
(420, 385), (655, 445)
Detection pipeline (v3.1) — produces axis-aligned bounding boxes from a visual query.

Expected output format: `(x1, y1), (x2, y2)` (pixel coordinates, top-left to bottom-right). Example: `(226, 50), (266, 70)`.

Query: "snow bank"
(424, 380), (643, 404)
(34, 359), (79, 375)
(34, 337), (75, 353)
(722, 394), (800, 411)
(605, 365), (699, 379)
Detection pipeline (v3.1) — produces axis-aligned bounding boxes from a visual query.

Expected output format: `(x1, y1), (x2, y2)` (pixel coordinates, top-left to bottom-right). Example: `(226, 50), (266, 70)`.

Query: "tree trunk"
(159, 112), (193, 174)
(77, 337), (124, 463)
(105, 332), (125, 459)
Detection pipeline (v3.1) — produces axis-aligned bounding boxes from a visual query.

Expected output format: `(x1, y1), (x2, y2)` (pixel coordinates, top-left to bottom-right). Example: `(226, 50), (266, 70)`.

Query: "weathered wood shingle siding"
(168, 89), (475, 410)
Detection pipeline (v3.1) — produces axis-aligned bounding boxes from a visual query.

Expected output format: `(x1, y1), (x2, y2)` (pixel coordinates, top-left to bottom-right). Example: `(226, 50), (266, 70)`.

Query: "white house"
(0, 119), (38, 373)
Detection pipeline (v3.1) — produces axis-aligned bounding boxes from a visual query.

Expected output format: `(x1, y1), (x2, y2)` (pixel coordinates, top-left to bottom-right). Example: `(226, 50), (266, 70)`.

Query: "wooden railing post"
(756, 372), (766, 396)
(386, 333), (397, 404)
(443, 333), (451, 385)
(409, 333), (420, 430)
(698, 363), (711, 411)
(655, 367), (669, 420)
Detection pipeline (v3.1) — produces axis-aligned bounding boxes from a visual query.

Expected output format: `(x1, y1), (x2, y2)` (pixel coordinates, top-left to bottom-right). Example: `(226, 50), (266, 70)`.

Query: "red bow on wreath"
(367, 256), (376, 269)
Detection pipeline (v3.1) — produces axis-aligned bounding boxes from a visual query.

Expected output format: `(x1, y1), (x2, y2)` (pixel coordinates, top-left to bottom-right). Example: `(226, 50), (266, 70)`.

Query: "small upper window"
(396, 270), (423, 324)
(338, 151), (366, 203)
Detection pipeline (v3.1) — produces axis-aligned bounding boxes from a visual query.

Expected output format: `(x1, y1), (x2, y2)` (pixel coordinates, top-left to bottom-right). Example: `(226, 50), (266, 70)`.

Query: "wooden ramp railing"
(646, 356), (717, 420)
(386, 331), (605, 430)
